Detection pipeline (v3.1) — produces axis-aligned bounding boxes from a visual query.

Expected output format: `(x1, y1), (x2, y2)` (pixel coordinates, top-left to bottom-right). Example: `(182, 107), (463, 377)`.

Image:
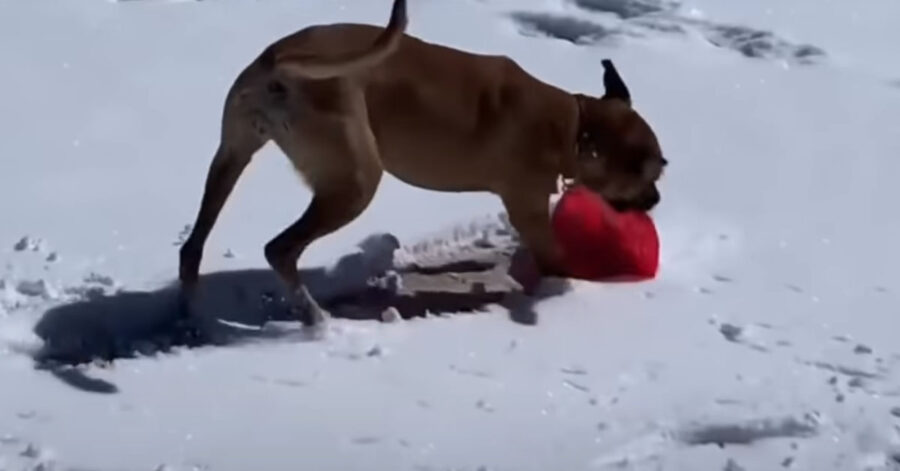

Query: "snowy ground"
(2, 0), (900, 469)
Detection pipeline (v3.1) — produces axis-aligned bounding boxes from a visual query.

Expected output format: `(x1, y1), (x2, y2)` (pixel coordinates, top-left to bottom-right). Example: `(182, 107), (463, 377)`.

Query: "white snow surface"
(2, 0), (900, 470)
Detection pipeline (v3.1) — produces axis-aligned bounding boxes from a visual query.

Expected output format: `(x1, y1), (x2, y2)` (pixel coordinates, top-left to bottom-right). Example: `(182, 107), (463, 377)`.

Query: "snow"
(2, 0), (900, 470)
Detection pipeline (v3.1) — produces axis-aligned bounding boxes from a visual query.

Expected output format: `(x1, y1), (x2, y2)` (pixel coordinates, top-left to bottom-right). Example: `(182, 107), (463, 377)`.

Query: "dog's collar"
(557, 95), (587, 192)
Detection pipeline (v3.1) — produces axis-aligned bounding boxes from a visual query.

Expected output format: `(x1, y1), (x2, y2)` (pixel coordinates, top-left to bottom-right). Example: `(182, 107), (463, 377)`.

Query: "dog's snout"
(648, 185), (660, 204)
(638, 186), (660, 211)
(614, 185), (659, 212)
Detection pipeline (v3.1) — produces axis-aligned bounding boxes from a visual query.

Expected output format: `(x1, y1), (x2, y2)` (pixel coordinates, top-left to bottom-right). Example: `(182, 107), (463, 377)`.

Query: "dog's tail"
(273, 0), (407, 80)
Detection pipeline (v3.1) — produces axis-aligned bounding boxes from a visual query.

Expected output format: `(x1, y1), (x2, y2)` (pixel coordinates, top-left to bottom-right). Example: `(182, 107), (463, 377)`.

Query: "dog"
(178, 0), (667, 324)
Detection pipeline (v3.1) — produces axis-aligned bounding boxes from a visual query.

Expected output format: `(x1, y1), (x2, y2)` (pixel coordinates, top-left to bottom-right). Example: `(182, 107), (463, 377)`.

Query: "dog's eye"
(267, 80), (287, 97)
(624, 159), (644, 175)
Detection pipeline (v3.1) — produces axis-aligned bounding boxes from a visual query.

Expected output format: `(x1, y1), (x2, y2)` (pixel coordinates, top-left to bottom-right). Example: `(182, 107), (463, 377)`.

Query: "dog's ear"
(601, 59), (631, 105)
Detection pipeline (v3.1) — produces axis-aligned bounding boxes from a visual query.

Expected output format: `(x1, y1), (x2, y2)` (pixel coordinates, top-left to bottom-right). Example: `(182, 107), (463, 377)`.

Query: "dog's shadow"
(32, 233), (570, 393)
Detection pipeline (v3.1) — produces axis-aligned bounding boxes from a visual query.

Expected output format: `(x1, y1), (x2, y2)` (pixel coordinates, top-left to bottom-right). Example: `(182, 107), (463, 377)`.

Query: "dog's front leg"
(501, 189), (566, 294)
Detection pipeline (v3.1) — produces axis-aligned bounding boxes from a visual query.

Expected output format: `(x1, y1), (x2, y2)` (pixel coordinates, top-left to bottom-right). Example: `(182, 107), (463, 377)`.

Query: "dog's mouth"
(585, 179), (661, 213)
(610, 185), (660, 212)
(608, 192), (660, 213)
(610, 200), (647, 213)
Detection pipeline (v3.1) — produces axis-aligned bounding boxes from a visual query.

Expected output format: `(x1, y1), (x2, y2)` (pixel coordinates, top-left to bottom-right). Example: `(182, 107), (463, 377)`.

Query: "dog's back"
(257, 23), (578, 193)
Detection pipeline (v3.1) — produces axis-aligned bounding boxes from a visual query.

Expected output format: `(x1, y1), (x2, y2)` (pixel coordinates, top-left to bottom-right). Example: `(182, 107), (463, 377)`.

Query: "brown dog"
(178, 0), (667, 324)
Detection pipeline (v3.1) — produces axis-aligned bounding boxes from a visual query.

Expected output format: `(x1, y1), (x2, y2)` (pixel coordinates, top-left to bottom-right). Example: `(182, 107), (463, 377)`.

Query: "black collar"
(560, 95), (590, 184)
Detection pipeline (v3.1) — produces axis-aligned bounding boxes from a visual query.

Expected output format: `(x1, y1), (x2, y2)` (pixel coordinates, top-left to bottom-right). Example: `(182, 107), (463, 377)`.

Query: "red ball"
(550, 185), (660, 281)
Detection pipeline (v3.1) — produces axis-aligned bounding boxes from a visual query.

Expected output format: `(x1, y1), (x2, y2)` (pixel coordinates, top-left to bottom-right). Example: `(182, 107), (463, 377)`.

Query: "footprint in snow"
(12, 236), (46, 253)
(251, 375), (308, 388)
(325, 344), (385, 361)
(589, 429), (669, 469)
(351, 436), (381, 445)
(712, 274), (734, 283)
(20, 443), (41, 458)
(718, 323), (743, 343)
(803, 360), (883, 380)
(697, 286), (714, 295)
(52, 273), (118, 302)
(723, 458), (747, 471)
(854, 344), (874, 355)
(785, 284), (804, 293)
(83, 272), (115, 287)
(62, 285), (106, 301)
(450, 364), (494, 379)
(677, 413), (820, 446)
(563, 379), (591, 393)
(15, 279), (56, 299)
(561, 366), (589, 376)
(476, 399), (495, 412)
(714, 321), (771, 352)
(272, 378), (307, 388)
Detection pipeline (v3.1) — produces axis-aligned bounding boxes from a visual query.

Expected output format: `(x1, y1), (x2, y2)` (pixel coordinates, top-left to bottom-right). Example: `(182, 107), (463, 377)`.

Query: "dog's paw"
(507, 249), (544, 295)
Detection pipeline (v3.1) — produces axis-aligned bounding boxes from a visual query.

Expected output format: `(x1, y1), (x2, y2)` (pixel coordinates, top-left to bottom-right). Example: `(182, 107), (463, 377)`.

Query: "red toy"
(551, 185), (659, 281)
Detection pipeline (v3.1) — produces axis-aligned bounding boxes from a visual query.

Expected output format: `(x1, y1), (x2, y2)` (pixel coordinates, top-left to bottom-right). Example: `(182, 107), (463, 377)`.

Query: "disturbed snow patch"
(508, 0), (825, 64)
(510, 12), (618, 44)
(393, 211), (519, 272)
(572, 0), (676, 19)
(692, 21), (825, 63)
(27, 215), (552, 366)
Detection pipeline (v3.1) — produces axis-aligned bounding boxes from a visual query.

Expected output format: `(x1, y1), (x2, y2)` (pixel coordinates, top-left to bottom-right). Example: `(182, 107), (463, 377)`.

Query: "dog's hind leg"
(179, 111), (266, 304)
(264, 118), (384, 327)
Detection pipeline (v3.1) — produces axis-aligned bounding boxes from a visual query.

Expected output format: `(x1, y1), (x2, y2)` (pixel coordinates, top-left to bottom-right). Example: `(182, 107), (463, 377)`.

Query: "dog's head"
(572, 60), (667, 212)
